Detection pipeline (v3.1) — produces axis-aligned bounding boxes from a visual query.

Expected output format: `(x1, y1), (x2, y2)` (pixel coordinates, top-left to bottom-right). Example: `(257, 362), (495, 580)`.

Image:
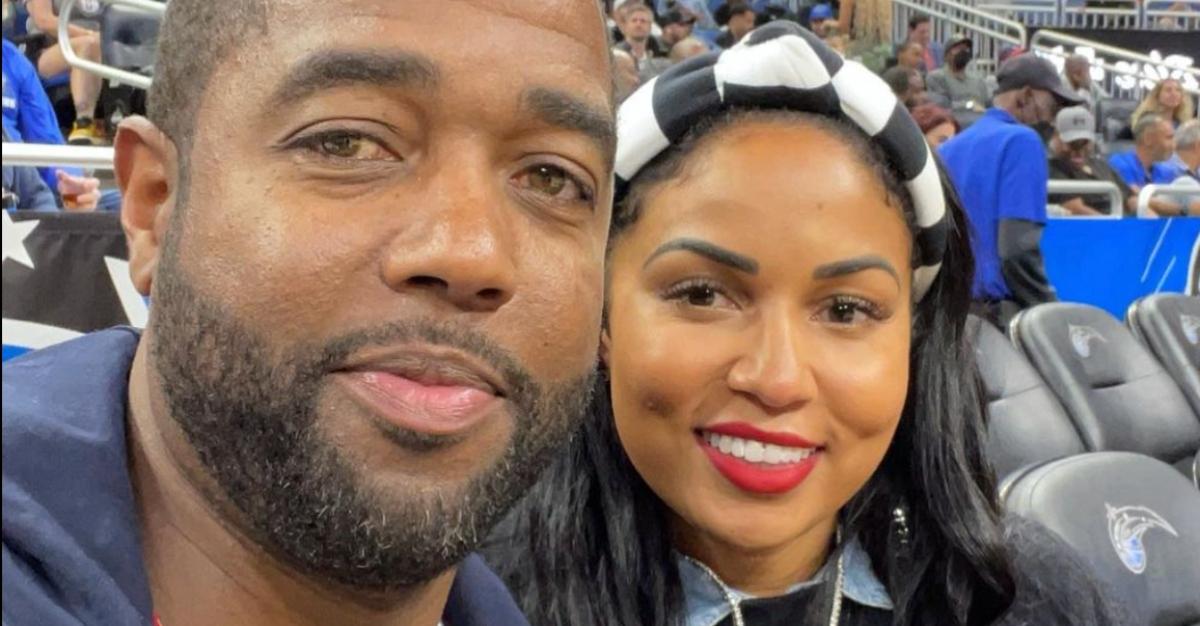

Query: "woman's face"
(924, 121), (957, 149)
(604, 121), (913, 567)
(1158, 80), (1183, 110)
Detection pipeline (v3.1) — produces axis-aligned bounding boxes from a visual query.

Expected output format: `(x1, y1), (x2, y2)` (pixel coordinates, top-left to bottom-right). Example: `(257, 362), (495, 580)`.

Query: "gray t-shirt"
(926, 68), (992, 111)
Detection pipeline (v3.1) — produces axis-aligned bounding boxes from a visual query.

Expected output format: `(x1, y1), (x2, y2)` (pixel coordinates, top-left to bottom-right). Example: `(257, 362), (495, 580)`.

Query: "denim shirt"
(679, 537), (892, 626)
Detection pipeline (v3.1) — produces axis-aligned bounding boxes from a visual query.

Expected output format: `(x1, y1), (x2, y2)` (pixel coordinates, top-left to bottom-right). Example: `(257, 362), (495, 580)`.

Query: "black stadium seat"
(1127, 294), (1200, 417)
(1002, 452), (1200, 626)
(100, 3), (161, 76)
(970, 316), (1086, 479)
(1010, 303), (1200, 476)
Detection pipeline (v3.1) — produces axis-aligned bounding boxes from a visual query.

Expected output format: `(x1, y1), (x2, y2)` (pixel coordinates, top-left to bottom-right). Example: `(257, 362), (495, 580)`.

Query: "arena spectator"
(669, 36), (708, 63)
(1061, 54), (1107, 113)
(615, 3), (667, 62)
(882, 66), (927, 109)
(911, 103), (958, 148)
(905, 14), (943, 71)
(612, 48), (640, 102)
(925, 35), (991, 112)
(1108, 114), (1183, 189)
(21, 0), (105, 144)
(658, 9), (695, 48)
(1131, 77), (1196, 129)
(714, 0), (756, 48)
(1046, 107), (1133, 216)
(1165, 119), (1200, 215)
(940, 54), (1083, 324)
(3, 157), (56, 211)
(3, 37), (70, 190)
(892, 39), (925, 74)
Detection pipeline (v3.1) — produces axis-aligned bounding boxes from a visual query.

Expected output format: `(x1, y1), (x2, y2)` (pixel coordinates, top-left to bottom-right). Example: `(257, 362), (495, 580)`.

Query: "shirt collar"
(984, 107), (1018, 125)
(678, 537), (893, 626)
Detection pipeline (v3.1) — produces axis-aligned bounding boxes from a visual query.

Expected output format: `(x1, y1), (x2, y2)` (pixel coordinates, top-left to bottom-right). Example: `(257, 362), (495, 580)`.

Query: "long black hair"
(484, 109), (1016, 626)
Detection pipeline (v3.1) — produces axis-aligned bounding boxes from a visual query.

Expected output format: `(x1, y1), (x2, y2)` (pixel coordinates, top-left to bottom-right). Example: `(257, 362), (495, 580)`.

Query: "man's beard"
(149, 244), (595, 593)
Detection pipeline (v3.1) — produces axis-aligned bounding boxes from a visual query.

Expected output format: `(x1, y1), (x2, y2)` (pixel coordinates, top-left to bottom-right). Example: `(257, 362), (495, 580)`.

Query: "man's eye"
(514, 164), (593, 205)
(296, 131), (398, 162)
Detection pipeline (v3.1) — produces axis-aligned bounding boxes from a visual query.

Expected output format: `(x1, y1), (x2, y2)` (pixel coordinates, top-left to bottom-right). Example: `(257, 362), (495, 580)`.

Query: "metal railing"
(1047, 180), (1125, 217)
(59, 0), (164, 90)
(894, 0), (1028, 69)
(976, 0), (1200, 31)
(1030, 29), (1200, 100)
(2, 143), (116, 169)
(1136, 182), (1200, 217)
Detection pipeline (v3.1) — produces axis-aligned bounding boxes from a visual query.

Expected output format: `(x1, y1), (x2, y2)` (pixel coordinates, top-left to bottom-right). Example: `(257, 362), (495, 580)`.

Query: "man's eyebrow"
(522, 87), (617, 164)
(812, 255), (900, 285)
(643, 238), (759, 274)
(269, 49), (440, 107)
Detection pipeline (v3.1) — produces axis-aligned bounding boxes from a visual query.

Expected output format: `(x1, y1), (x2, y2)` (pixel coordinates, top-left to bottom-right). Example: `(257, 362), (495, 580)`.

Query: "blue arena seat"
(970, 316), (1086, 480)
(1010, 303), (1200, 476)
(1002, 452), (1200, 625)
(1127, 294), (1200, 417)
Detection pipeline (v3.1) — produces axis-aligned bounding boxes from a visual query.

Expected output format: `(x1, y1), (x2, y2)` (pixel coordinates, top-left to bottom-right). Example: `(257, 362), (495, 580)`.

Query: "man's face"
(730, 11), (756, 38)
(623, 9), (653, 42)
(1149, 121), (1175, 162)
(663, 21), (692, 45)
(144, 0), (613, 592)
(910, 22), (931, 45)
(1066, 61), (1090, 88)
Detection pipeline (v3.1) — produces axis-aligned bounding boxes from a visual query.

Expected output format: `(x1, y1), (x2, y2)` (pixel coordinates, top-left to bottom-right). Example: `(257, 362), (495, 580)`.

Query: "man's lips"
(333, 347), (506, 438)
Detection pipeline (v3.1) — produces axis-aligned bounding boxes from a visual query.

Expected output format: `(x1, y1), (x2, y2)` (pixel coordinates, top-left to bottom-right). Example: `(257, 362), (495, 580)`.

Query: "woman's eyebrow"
(643, 238), (759, 275)
(812, 255), (900, 286)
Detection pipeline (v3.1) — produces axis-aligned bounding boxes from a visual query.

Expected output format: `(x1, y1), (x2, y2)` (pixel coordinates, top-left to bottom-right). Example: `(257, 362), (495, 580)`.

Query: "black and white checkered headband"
(613, 21), (948, 301)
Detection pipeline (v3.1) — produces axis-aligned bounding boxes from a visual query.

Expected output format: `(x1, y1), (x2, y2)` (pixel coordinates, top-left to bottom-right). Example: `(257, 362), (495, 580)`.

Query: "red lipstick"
(697, 422), (822, 495)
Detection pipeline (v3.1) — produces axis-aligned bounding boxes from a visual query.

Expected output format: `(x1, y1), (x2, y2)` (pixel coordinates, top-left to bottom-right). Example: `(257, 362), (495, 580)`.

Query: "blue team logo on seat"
(1182, 314), (1199, 346)
(1068, 324), (1106, 359)
(1106, 503), (1178, 575)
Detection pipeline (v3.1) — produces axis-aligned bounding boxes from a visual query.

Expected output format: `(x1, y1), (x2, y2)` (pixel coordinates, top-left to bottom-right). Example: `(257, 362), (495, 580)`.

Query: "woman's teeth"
(701, 432), (815, 465)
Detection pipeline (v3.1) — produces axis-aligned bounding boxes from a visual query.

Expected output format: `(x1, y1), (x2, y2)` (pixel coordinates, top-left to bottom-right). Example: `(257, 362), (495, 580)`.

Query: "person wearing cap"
(714, 0), (757, 49)
(1047, 106), (1134, 216)
(925, 35), (991, 112)
(660, 9), (697, 48)
(488, 21), (1121, 626)
(939, 54), (1085, 325)
(807, 3), (835, 33)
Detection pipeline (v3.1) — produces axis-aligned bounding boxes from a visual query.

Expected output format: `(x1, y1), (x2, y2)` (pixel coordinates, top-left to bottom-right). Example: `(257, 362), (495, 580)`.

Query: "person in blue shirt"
(940, 54), (1083, 325)
(2, 37), (71, 190)
(1108, 113), (1184, 191)
(2, 1), (619, 625)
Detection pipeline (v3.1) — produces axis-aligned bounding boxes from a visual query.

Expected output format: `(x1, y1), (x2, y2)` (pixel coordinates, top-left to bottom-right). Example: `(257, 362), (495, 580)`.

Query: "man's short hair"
(1176, 119), (1200, 151)
(147, 1), (267, 157)
(624, 3), (653, 18)
(881, 66), (913, 96)
(1133, 113), (1167, 142)
(908, 14), (931, 30)
(1065, 54), (1089, 69)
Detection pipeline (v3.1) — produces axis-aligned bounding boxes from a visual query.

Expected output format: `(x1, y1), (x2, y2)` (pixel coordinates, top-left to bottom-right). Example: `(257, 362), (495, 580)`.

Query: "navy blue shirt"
(939, 108), (1048, 302)
(2, 328), (530, 626)
(1107, 151), (1182, 188)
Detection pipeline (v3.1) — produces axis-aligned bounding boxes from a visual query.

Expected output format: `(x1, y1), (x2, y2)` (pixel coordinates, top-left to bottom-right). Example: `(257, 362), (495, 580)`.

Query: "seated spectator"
(658, 9), (695, 48)
(926, 35), (991, 112)
(1061, 54), (1107, 113)
(714, 1), (756, 48)
(890, 39), (924, 74)
(911, 103), (958, 148)
(21, 0), (105, 144)
(3, 126), (99, 211)
(807, 3), (835, 33)
(615, 3), (668, 62)
(1166, 119), (1200, 215)
(669, 36), (708, 63)
(1046, 107), (1133, 216)
(905, 13), (943, 71)
(1131, 77), (1195, 129)
(882, 66), (927, 109)
(3, 37), (77, 191)
(611, 48), (640, 103)
(1109, 113), (1183, 188)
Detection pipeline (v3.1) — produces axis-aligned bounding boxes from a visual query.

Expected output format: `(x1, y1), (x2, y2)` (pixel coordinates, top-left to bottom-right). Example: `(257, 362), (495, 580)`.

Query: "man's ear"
(115, 116), (177, 296)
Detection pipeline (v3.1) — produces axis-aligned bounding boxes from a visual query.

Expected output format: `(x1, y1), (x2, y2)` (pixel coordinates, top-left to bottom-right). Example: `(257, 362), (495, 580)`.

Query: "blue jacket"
(3, 162), (57, 210)
(2, 328), (531, 626)
(2, 38), (73, 191)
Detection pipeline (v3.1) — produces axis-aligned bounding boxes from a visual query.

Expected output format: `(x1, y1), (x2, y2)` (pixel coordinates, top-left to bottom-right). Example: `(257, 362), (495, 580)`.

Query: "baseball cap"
(944, 34), (973, 52)
(1055, 106), (1095, 143)
(660, 9), (696, 26)
(995, 54), (1086, 106)
(809, 4), (834, 21)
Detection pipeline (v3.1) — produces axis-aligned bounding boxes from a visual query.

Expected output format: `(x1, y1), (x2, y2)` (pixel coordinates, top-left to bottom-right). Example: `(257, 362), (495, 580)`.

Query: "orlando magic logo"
(1106, 503), (1178, 575)
(1068, 324), (1106, 359)
(1182, 314), (1200, 347)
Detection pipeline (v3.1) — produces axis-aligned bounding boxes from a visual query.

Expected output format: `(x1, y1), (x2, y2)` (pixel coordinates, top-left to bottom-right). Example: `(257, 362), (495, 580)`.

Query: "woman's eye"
(662, 280), (735, 309)
(820, 297), (884, 326)
(515, 164), (593, 205)
(295, 130), (398, 162)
